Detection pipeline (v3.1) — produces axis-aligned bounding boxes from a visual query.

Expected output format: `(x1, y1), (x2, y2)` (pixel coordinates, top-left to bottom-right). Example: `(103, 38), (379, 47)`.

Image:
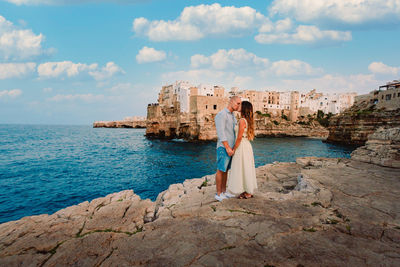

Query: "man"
(214, 95), (241, 201)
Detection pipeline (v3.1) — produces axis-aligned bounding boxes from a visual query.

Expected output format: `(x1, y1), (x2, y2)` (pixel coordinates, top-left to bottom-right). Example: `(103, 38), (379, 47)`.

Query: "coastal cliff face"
(326, 102), (400, 145)
(351, 127), (400, 168)
(146, 113), (328, 141)
(255, 117), (328, 138)
(93, 120), (146, 128)
(1, 127), (399, 266)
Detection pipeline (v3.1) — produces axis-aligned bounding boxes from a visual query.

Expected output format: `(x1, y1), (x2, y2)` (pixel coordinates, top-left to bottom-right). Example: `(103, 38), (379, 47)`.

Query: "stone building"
(236, 90), (300, 120)
(158, 84), (175, 108)
(146, 82), (229, 140)
(236, 90), (265, 113)
(354, 80), (400, 110)
(377, 80), (400, 110)
(190, 91), (228, 117)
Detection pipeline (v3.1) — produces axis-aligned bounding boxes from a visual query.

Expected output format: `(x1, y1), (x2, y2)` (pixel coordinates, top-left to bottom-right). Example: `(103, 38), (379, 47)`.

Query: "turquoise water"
(0, 125), (356, 223)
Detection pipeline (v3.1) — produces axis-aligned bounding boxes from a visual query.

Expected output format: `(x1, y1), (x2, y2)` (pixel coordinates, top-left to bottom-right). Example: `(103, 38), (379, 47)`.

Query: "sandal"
(238, 193), (246, 199)
(244, 193), (253, 199)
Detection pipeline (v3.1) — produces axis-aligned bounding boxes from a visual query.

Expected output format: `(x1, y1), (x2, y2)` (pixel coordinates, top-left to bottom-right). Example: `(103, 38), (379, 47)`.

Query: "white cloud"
(368, 62), (399, 76)
(37, 61), (97, 78)
(0, 89), (22, 98)
(269, 0), (400, 26)
(233, 76), (253, 88)
(47, 93), (105, 103)
(0, 15), (47, 60)
(37, 61), (124, 80)
(0, 62), (36, 79)
(132, 4), (352, 45)
(255, 25), (351, 44)
(190, 54), (210, 68)
(267, 60), (324, 77)
(190, 48), (321, 77)
(136, 46), (166, 64)
(274, 73), (381, 94)
(43, 87), (52, 93)
(191, 48), (269, 69)
(89, 62), (125, 80)
(133, 3), (269, 41)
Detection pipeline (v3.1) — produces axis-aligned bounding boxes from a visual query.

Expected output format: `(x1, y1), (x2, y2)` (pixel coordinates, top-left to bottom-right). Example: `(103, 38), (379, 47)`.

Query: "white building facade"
(173, 80), (193, 113)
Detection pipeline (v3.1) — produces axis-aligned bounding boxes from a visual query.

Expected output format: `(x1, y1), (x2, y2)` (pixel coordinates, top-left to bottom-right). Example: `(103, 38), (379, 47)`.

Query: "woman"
(227, 101), (257, 199)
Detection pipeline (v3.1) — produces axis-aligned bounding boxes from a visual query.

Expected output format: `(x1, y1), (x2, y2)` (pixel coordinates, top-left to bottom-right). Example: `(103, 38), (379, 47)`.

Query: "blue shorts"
(217, 146), (232, 172)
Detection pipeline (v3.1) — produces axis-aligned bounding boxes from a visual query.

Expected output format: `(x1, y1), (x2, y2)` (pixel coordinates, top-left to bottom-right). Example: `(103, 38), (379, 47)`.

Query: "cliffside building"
(355, 80), (400, 110)
(299, 90), (356, 116)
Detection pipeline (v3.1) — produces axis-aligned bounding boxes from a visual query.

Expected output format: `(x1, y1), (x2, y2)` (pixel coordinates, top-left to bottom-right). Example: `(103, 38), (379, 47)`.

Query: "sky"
(0, 0), (399, 125)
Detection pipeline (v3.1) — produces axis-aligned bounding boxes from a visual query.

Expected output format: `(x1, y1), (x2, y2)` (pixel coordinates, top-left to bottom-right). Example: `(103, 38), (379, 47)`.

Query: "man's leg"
(221, 171), (228, 193)
(215, 170), (224, 196)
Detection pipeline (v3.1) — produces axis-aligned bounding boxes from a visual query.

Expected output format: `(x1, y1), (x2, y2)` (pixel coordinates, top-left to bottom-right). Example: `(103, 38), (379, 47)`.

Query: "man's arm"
(222, 141), (234, 156)
(215, 113), (234, 156)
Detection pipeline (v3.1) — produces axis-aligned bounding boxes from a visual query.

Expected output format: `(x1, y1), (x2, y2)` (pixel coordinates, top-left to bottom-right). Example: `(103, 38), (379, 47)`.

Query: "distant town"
(150, 81), (360, 122)
(94, 80), (400, 139)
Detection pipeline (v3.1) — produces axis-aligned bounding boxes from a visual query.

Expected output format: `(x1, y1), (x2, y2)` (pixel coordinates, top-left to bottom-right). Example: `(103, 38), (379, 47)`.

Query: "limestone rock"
(326, 105), (400, 145)
(93, 120), (146, 128)
(351, 127), (400, 168)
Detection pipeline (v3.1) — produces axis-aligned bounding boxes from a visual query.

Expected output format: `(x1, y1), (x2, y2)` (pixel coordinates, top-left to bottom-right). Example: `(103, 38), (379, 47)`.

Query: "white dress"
(227, 118), (258, 195)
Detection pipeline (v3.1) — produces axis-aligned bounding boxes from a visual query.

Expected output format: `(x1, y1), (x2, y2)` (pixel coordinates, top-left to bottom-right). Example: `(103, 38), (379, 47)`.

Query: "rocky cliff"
(1, 128), (399, 266)
(351, 127), (400, 168)
(93, 120), (146, 128)
(326, 101), (400, 146)
(146, 114), (328, 141)
(255, 117), (328, 138)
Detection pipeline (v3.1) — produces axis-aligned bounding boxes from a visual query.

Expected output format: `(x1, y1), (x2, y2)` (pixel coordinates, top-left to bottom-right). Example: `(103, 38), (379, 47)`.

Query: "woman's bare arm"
(233, 119), (246, 152)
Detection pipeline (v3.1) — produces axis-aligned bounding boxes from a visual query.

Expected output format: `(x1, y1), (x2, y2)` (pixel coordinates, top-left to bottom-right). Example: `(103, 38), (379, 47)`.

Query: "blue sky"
(1, 0), (399, 125)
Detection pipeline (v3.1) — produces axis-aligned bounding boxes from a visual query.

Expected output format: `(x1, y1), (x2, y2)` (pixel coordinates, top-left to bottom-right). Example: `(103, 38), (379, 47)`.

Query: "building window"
(382, 95), (384, 100)
(206, 105), (208, 109)
(386, 94), (392, 101)
(213, 105), (217, 110)
(398, 92), (400, 97)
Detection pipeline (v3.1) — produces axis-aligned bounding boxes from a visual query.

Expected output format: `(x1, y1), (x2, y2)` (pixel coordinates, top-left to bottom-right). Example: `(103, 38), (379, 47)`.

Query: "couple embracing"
(214, 96), (257, 201)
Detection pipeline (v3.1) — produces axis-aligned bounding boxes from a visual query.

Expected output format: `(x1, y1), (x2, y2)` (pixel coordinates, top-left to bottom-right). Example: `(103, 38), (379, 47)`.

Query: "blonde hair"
(229, 95), (241, 103)
(240, 101), (255, 140)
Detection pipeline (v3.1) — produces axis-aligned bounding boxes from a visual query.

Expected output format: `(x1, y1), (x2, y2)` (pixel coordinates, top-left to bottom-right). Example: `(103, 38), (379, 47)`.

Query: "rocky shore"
(93, 120), (146, 128)
(1, 128), (399, 266)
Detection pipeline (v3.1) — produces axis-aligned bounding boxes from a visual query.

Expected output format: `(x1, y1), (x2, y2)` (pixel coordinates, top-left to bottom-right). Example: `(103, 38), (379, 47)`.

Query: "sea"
(0, 124), (356, 224)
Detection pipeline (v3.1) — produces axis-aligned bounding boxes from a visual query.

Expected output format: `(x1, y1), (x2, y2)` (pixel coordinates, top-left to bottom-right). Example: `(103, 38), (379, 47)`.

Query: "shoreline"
(1, 127), (398, 266)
